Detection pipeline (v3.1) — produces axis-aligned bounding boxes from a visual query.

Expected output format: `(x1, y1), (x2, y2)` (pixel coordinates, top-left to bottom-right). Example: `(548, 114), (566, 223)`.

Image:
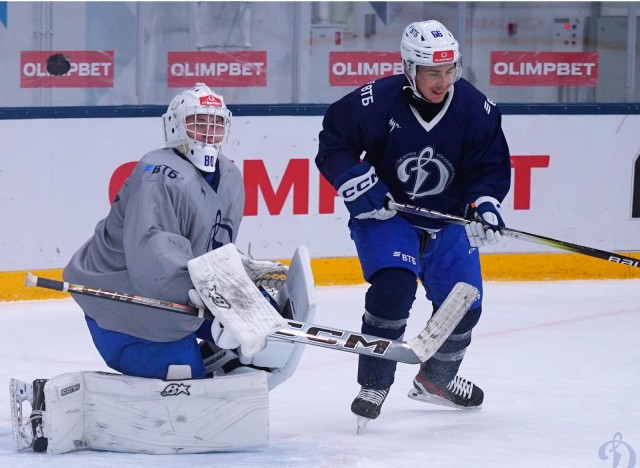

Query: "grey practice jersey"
(64, 148), (244, 342)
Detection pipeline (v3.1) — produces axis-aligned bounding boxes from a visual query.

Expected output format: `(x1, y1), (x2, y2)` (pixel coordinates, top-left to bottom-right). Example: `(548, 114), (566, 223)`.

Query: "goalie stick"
(389, 201), (640, 269)
(25, 273), (478, 365)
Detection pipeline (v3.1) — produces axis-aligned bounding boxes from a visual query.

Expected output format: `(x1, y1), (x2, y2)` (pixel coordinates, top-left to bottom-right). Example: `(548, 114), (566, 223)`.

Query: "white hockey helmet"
(401, 20), (462, 97)
(162, 83), (232, 172)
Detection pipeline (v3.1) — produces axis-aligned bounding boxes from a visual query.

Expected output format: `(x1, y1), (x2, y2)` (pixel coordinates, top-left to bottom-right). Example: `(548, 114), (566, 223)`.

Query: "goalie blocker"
(10, 246), (316, 454)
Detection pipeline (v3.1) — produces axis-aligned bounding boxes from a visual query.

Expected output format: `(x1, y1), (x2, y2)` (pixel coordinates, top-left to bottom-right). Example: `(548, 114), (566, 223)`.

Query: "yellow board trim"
(1, 269), (68, 301)
(2, 252), (640, 302)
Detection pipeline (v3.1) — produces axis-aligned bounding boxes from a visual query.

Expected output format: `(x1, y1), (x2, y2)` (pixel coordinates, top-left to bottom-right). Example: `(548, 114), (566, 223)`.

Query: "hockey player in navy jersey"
(316, 20), (511, 426)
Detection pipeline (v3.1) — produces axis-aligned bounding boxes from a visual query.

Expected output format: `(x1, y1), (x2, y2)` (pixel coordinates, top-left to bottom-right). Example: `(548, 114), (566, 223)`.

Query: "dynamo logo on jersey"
(396, 146), (454, 199)
(206, 210), (234, 251)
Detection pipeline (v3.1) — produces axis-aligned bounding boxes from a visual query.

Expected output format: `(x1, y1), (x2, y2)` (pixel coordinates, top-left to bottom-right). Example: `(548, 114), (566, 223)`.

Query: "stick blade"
(408, 282), (479, 362)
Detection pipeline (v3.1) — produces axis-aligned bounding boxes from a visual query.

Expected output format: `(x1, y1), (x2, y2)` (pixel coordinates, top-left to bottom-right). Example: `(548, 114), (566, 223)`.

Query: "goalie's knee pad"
(166, 364), (193, 380)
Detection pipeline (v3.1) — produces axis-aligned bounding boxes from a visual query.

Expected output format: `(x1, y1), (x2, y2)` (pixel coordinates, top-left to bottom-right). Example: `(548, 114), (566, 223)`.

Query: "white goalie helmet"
(401, 20), (462, 97)
(162, 83), (232, 172)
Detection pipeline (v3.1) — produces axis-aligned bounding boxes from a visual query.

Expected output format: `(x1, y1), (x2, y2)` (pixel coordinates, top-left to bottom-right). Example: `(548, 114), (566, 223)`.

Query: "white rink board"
(1, 114), (640, 271)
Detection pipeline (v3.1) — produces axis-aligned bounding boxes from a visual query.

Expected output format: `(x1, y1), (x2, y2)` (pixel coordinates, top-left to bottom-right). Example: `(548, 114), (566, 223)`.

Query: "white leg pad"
(267, 245), (316, 390)
(237, 246), (317, 391)
(42, 369), (269, 454)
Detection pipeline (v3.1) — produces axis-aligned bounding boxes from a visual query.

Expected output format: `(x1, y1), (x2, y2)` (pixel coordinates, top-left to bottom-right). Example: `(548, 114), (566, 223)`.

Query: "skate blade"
(9, 378), (34, 450)
(407, 388), (482, 410)
(356, 416), (370, 434)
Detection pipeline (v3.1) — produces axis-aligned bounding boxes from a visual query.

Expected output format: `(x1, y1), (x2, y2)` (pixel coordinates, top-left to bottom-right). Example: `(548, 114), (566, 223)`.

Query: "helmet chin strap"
(411, 87), (430, 103)
(403, 79), (431, 104)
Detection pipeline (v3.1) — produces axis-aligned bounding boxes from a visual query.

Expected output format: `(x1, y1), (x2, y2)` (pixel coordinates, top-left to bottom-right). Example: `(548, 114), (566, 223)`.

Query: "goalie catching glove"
(334, 162), (396, 220)
(464, 196), (505, 248)
(237, 249), (289, 292)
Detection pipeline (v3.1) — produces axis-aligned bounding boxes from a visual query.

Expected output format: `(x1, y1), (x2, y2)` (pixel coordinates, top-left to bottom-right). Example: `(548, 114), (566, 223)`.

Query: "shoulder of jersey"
(351, 74), (404, 111)
(369, 74), (405, 98)
(454, 79), (498, 117)
(218, 153), (242, 176)
(137, 148), (197, 184)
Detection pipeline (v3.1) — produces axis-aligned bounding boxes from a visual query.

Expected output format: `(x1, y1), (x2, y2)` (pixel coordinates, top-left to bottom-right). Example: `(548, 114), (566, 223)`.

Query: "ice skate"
(30, 379), (48, 452)
(351, 387), (389, 433)
(408, 374), (483, 409)
(10, 378), (33, 450)
(10, 378), (49, 452)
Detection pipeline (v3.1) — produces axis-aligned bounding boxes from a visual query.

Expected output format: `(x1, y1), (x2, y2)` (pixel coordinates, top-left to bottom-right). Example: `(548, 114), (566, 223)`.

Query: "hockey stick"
(25, 273), (478, 365)
(389, 201), (640, 268)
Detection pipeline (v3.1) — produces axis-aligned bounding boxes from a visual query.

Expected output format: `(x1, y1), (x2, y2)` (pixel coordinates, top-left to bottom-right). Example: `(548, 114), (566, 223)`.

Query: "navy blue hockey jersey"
(316, 75), (511, 225)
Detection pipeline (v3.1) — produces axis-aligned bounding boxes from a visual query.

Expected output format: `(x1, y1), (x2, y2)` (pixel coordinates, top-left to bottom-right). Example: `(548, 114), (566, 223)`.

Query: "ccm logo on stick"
(276, 321), (392, 356)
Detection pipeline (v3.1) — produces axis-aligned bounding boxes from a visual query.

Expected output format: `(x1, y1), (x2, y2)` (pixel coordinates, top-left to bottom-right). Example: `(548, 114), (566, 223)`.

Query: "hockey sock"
(420, 305), (482, 385)
(358, 268), (417, 388)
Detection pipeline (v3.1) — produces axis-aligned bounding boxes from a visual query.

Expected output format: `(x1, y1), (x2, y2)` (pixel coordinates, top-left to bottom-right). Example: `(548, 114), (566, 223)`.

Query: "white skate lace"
(357, 388), (388, 406)
(446, 376), (473, 399)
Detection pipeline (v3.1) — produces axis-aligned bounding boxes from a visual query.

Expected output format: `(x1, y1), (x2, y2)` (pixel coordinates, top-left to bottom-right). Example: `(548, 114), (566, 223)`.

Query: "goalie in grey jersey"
(63, 83), (281, 382)
(11, 85), (312, 453)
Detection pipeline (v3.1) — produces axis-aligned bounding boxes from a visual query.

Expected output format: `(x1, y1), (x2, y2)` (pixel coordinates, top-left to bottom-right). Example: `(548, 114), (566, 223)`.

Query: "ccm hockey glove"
(464, 196), (505, 248)
(334, 162), (396, 220)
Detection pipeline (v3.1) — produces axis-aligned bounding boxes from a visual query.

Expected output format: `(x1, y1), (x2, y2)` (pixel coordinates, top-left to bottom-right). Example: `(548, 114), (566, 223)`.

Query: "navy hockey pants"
(349, 215), (483, 389)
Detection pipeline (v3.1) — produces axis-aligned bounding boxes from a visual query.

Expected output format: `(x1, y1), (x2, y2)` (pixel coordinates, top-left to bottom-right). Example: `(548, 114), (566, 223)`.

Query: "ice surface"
(1, 280), (639, 467)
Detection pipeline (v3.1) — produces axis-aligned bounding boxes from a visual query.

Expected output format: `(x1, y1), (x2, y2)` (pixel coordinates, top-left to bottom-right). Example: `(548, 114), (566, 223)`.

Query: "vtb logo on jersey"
(396, 146), (454, 199)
